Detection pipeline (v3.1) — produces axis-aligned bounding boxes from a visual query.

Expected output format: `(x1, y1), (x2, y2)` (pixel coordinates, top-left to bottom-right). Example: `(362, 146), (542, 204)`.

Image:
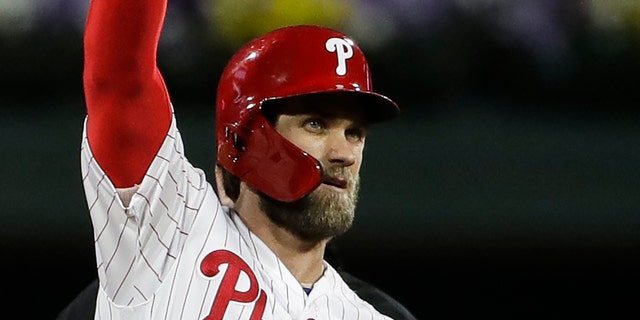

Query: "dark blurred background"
(2, 0), (640, 318)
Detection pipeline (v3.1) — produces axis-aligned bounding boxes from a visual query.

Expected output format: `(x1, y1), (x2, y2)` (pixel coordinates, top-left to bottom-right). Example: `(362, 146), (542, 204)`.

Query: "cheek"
(305, 141), (327, 161)
(282, 131), (323, 158)
(352, 147), (365, 171)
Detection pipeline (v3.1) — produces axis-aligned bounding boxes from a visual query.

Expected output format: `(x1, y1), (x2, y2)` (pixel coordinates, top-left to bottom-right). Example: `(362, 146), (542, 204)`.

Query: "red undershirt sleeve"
(83, 0), (172, 188)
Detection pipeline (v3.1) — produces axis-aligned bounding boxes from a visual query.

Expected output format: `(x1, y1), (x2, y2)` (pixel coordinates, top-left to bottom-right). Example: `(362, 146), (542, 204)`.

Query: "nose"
(325, 132), (357, 167)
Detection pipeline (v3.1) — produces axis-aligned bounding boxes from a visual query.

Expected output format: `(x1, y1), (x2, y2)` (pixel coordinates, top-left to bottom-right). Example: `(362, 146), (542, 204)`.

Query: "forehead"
(264, 92), (369, 124)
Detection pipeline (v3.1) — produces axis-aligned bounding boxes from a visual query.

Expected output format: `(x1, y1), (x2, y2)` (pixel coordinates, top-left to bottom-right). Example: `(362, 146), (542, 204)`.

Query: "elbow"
(83, 61), (151, 100)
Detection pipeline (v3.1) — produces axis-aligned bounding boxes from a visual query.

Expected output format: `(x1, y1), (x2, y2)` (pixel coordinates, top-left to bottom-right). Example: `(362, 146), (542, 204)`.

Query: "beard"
(259, 165), (360, 242)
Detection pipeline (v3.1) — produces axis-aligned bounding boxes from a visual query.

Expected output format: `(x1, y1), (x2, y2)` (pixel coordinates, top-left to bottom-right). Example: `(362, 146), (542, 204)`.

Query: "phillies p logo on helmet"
(325, 37), (354, 76)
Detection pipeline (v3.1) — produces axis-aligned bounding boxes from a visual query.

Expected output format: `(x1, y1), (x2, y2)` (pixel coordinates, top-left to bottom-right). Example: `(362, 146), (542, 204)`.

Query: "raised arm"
(83, 0), (172, 188)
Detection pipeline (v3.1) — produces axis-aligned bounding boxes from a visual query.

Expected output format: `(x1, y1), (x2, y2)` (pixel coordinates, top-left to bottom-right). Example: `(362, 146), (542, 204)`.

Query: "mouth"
(322, 176), (348, 190)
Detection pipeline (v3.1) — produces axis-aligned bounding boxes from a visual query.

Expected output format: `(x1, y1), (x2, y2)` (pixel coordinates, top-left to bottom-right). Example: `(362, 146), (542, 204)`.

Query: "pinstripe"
(133, 285), (147, 301)
(112, 254), (136, 301)
(138, 239), (164, 281)
(86, 173), (105, 212)
(104, 216), (131, 272)
(172, 186), (216, 320)
(94, 196), (116, 242)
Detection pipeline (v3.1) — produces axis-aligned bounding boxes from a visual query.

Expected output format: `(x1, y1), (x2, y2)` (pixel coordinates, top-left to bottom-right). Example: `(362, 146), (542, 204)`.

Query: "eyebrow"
(303, 111), (369, 127)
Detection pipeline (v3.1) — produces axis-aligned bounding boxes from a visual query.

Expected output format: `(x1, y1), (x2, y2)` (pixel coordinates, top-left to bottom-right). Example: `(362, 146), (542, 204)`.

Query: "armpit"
(116, 184), (140, 207)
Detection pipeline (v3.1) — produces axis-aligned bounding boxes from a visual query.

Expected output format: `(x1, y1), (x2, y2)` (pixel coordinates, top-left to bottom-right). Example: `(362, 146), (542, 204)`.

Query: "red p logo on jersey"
(201, 249), (267, 320)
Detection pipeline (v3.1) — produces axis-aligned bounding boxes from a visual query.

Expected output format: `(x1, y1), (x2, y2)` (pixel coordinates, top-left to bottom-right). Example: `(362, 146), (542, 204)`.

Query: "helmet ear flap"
(218, 116), (322, 202)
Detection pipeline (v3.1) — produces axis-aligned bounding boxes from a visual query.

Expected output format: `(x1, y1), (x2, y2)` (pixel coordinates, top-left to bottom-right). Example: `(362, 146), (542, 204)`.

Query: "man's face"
(259, 94), (368, 242)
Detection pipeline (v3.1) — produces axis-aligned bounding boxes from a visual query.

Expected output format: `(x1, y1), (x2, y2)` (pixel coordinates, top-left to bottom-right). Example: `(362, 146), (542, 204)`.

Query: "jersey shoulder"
(338, 270), (418, 320)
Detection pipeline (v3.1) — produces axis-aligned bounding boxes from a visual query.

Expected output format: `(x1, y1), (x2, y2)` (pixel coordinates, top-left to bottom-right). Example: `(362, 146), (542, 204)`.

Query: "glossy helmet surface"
(216, 25), (399, 202)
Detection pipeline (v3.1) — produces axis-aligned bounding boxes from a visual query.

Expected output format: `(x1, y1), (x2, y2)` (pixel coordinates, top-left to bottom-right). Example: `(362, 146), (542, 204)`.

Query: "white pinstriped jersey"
(80, 110), (393, 320)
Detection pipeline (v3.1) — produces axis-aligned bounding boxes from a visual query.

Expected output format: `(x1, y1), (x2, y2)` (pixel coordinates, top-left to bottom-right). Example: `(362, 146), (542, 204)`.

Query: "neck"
(234, 190), (329, 285)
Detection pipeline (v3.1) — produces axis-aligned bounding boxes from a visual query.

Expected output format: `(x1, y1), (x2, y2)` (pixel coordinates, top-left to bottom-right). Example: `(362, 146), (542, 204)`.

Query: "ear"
(215, 165), (235, 208)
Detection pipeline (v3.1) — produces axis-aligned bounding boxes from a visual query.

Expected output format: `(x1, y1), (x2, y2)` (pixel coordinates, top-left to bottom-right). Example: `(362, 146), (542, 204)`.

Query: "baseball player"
(74, 0), (413, 319)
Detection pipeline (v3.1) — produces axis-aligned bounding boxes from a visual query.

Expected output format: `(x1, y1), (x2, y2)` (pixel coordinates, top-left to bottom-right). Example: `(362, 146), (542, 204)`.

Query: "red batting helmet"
(216, 25), (399, 202)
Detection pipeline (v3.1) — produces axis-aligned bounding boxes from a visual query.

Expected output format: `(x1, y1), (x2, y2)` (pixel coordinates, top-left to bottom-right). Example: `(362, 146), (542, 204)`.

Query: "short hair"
(219, 165), (241, 202)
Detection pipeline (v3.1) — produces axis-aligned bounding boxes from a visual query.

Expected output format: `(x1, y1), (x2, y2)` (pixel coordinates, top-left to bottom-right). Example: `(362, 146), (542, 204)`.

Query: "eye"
(304, 118), (324, 132)
(345, 127), (366, 142)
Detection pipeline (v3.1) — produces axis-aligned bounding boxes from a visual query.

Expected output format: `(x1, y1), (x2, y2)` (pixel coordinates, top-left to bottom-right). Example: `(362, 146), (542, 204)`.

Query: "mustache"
(321, 165), (356, 189)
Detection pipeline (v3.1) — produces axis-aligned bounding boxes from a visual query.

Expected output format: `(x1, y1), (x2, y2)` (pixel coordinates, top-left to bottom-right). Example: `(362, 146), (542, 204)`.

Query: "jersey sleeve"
(81, 112), (212, 305)
(83, 0), (172, 188)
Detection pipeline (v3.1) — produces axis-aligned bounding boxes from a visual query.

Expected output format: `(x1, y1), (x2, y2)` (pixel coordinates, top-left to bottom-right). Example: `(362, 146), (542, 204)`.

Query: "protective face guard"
(217, 115), (322, 202)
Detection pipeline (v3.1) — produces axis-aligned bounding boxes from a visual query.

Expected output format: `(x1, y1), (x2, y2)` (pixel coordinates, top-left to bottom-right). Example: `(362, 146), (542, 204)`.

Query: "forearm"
(83, 0), (172, 188)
